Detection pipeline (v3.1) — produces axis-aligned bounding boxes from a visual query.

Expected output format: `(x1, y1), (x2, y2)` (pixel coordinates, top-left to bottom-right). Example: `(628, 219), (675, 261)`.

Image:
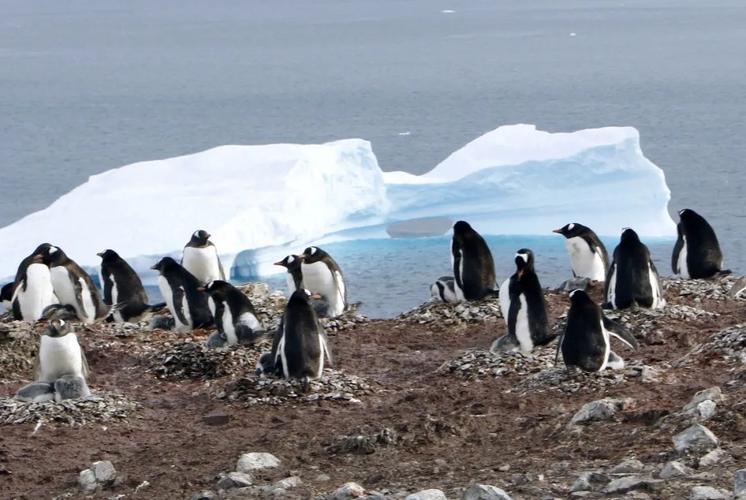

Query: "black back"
(507, 249), (552, 345)
(605, 229), (659, 309)
(279, 290), (323, 379)
(42, 246), (109, 319)
(275, 255), (304, 291)
(99, 249), (150, 321)
(451, 221), (497, 300)
(562, 290), (606, 372)
(13, 243), (52, 293)
(151, 257), (213, 328)
(1, 282), (15, 304)
(204, 280), (257, 329)
(672, 209), (723, 278)
(554, 222), (609, 271)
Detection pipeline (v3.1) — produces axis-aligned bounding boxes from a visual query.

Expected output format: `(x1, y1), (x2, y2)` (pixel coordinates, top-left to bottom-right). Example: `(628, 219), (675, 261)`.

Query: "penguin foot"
(15, 382), (55, 402)
(300, 376), (311, 394)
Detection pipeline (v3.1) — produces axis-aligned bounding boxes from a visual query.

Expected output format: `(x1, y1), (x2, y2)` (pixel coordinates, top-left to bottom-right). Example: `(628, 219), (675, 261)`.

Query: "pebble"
(405, 489), (447, 500)
(78, 461), (117, 493)
(690, 486), (731, 500)
(275, 476), (302, 489)
(569, 471), (607, 492)
(236, 452), (281, 473)
(0, 393), (138, 425)
(570, 398), (633, 425)
(610, 458), (645, 474)
(602, 475), (662, 494)
(672, 424), (720, 453)
(659, 461), (692, 479)
(698, 448), (729, 468)
(202, 409), (231, 426)
(217, 472), (253, 490)
(191, 491), (217, 500)
(331, 482), (367, 499)
(462, 484), (513, 500)
(735, 469), (746, 498)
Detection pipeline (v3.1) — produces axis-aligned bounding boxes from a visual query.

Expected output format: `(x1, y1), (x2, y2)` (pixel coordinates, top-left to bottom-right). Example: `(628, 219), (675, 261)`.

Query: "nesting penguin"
(553, 223), (608, 282)
(299, 246), (346, 317)
(451, 221), (497, 301)
(201, 280), (265, 348)
(672, 209), (728, 279)
(11, 243), (58, 322)
(98, 249), (164, 322)
(15, 319), (91, 402)
(492, 249), (554, 353)
(151, 257), (213, 332)
(604, 228), (665, 310)
(430, 276), (459, 303)
(41, 245), (108, 324)
(275, 254), (304, 295)
(558, 289), (638, 372)
(182, 230), (225, 284)
(273, 289), (333, 391)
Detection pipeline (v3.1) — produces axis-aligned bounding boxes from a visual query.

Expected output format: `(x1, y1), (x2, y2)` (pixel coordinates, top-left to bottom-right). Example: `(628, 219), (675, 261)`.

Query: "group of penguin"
(432, 209), (727, 373)
(5, 230), (348, 401)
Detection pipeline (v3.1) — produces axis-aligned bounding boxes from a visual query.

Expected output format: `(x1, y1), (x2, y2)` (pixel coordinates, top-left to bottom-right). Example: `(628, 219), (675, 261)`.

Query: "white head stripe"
(568, 223), (575, 231)
(58, 319), (65, 326)
(516, 253), (529, 263)
(287, 255), (295, 263)
(49, 246), (58, 254)
(569, 289), (581, 297)
(310, 247), (318, 255)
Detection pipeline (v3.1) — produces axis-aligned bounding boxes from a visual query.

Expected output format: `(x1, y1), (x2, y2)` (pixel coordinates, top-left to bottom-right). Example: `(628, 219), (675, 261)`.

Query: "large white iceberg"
(0, 124), (676, 281)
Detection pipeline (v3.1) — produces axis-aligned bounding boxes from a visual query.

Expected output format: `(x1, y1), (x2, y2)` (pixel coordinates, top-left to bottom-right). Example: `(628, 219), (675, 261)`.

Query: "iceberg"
(0, 124), (676, 282)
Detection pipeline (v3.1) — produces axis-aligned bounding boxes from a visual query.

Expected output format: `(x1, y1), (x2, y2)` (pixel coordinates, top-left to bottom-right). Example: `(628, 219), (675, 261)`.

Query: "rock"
(331, 482), (367, 499)
(236, 452), (281, 472)
(610, 458), (645, 474)
(672, 424), (719, 453)
(659, 461), (692, 479)
(735, 469), (746, 497)
(217, 472), (254, 490)
(570, 472), (607, 492)
(78, 469), (97, 493)
(275, 476), (302, 489)
(315, 473), (332, 482)
(191, 491), (217, 500)
(698, 448), (729, 468)
(92, 461), (117, 484)
(570, 398), (632, 425)
(202, 409), (231, 426)
(694, 400), (717, 420)
(462, 484), (513, 500)
(640, 366), (662, 383)
(684, 387), (723, 411)
(603, 476), (662, 494)
(405, 489), (447, 500)
(690, 486), (730, 500)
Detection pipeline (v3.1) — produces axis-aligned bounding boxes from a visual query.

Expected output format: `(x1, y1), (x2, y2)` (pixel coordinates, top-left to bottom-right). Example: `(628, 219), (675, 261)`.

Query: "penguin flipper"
(217, 252), (227, 280)
(602, 315), (638, 349)
(80, 348), (91, 379)
(319, 325), (333, 367)
(554, 332), (565, 365)
(672, 225), (684, 274)
(172, 287), (189, 327)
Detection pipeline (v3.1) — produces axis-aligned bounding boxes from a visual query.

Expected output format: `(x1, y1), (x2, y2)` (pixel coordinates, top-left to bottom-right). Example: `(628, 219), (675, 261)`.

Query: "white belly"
(302, 262), (345, 316)
(498, 277), (510, 319)
(677, 237), (689, 278)
(221, 306), (237, 345)
(515, 294), (532, 353)
(39, 334), (84, 382)
(285, 273), (297, 297)
(182, 247), (222, 284)
(238, 312), (262, 332)
(648, 264), (666, 309)
(599, 320), (612, 371)
(606, 265), (618, 308)
(566, 237), (605, 281)
(16, 264), (57, 321)
(159, 276), (191, 330)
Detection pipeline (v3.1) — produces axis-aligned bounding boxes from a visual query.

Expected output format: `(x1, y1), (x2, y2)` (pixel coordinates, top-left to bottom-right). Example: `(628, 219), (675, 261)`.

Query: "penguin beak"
(96, 251), (104, 257)
(552, 228), (562, 234)
(196, 287), (206, 292)
(273, 260), (284, 267)
(150, 264), (158, 271)
(310, 293), (322, 300)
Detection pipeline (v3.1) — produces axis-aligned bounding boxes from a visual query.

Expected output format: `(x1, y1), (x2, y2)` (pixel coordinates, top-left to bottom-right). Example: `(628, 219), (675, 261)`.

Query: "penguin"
(672, 209), (729, 279)
(182, 230), (225, 285)
(451, 221), (497, 301)
(42, 245), (108, 324)
(604, 228), (665, 310)
(151, 257), (213, 332)
(492, 249), (554, 353)
(98, 249), (164, 322)
(299, 246), (346, 317)
(1, 282), (14, 311)
(274, 289), (333, 391)
(557, 289), (638, 372)
(553, 223), (609, 282)
(15, 319), (91, 402)
(201, 280), (265, 348)
(274, 254), (304, 295)
(430, 276), (459, 303)
(11, 243), (58, 322)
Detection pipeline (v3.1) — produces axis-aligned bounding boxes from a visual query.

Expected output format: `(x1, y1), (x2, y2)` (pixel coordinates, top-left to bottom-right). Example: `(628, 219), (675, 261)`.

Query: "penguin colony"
(1, 208), (730, 400)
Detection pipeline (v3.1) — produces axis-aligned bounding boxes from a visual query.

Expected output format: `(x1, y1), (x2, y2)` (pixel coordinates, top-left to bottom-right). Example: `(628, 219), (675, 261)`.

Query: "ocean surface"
(2, 0), (744, 317)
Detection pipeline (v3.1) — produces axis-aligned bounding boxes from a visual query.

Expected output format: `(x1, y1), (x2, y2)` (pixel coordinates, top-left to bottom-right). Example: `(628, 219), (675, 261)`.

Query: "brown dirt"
(1, 283), (744, 500)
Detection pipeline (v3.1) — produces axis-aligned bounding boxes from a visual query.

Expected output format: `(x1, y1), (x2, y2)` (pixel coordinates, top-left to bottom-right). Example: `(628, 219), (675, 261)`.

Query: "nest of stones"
(0, 393), (138, 426)
(398, 297), (502, 326)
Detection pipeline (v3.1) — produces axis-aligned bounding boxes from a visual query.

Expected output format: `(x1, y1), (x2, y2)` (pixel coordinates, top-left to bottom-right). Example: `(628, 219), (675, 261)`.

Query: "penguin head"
(96, 249), (121, 262)
(288, 288), (313, 306)
(678, 208), (705, 226)
(40, 245), (66, 266)
(619, 228), (641, 244)
(274, 254), (303, 271)
(514, 249), (535, 276)
(150, 257), (179, 274)
(300, 246), (327, 264)
(552, 223), (590, 239)
(189, 230), (211, 247)
(45, 319), (72, 338)
(199, 279), (230, 297)
(568, 288), (593, 306)
(255, 352), (275, 376)
(452, 220), (473, 235)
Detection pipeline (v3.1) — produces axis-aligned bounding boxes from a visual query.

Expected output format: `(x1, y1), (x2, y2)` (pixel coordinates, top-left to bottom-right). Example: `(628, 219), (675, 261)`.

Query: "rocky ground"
(0, 277), (744, 499)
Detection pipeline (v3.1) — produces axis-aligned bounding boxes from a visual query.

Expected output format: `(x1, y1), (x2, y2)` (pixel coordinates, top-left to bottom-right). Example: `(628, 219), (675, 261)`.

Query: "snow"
(0, 124), (675, 281)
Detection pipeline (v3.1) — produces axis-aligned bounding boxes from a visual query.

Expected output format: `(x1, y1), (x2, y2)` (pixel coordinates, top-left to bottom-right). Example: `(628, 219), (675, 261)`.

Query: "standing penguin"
(201, 280), (264, 348)
(299, 246), (346, 317)
(558, 289), (638, 372)
(11, 243), (58, 322)
(492, 249), (554, 353)
(451, 221), (497, 301)
(430, 276), (459, 303)
(98, 249), (164, 322)
(274, 289), (333, 391)
(15, 319), (91, 402)
(605, 229), (665, 310)
(672, 209), (728, 279)
(151, 257), (213, 332)
(274, 254), (304, 295)
(553, 223), (608, 282)
(182, 230), (225, 284)
(41, 246), (108, 324)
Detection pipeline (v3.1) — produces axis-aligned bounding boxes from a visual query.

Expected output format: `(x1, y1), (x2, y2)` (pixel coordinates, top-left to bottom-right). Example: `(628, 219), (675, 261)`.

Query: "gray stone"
(570, 472), (607, 492)
(570, 398), (632, 425)
(659, 461), (692, 479)
(191, 491), (217, 500)
(736, 469), (746, 497)
(405, 489), (447, 500)
(202, 410), (231, 426)
(315, 473), (332, 482)
(694, 400), (717, 420)
(462, 484), (513, 500)
(78, 469), (97, 493)
(275, 476), (302, 489)
(92, 461), (117, 484)
(331, 482), (367, 499)
(690, 486), (730, 500)
(217, 472), (254, 490)
(610, 458), (645, 474)
(684, 387), (723, 411)
(698, 448), (729, 468)
(236, 452), (281, 473)
(673, 424), (719, 453)
(640, 366), (662, 383)
(603, 476), (662, 494)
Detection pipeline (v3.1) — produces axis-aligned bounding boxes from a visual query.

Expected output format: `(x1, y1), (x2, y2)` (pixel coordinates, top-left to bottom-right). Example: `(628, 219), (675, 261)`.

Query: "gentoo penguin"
(182, 230), (225, 285)
(274, 290), (333, 391)
(557, 289), (638, 372)
(98, 249), (164, 322)
(604, 229), (665, 310)
(151, 257), (213, 332)
(1, 282), (14, 311)
(201, 280), (265, 348)
(553, 223), (608, 282)
(15, 319), (90, 402)
(11, 243), (58, 322)
(492, 249), (554, 353)
(451, 221), (497, 301)
(672, 209), (729, 279)
(299, 246), (346, 317)
(41, 246), (108, 324)
(274, 254), (304, 295)
(430, 276), (459, 303)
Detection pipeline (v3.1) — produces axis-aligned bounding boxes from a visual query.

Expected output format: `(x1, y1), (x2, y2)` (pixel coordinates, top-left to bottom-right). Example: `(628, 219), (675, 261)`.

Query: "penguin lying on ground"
(451, 221), (498, 301)
(492, 249), (555, 353)
(182, 230), (225, 285)
(16, 319), (91, 402)
(672, 209), (730, 279)
(430, 276), (459, 303)
(557, 289), (638, 372)
(151, 257), (213, 332)
(553, 223), (608, 283)
(201, 280), (265, 348)
(604, 228), (665, 310)
(11, 243), (58, 322)
(300, 247), (346, 317)
(98, 249), (165, 322)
